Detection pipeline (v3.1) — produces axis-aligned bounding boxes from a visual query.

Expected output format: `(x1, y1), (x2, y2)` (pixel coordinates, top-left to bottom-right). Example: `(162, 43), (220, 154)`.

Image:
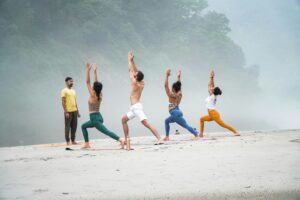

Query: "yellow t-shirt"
(61, 88), (77, 112)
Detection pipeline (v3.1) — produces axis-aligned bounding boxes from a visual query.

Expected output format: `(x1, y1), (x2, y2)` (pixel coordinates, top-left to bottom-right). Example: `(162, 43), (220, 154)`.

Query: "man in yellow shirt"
(61, 77), (80, 145)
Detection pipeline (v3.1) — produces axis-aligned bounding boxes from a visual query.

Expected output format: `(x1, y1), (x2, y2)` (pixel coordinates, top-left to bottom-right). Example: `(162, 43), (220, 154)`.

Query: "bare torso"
(168, 91), (182, 110)
(130, 81), (144, 105)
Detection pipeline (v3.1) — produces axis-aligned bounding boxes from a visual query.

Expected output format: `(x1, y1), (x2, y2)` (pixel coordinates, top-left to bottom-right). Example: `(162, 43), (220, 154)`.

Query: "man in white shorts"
(126, 103), (147, 122)
(121, 51), (163, 149)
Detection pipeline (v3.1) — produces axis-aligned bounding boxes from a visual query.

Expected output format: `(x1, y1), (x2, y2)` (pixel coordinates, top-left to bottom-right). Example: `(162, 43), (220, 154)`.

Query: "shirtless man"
(121, 51), (163, 149)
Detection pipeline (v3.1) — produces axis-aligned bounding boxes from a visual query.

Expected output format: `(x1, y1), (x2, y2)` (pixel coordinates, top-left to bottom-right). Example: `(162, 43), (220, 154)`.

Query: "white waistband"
(130, 102), (142, 108)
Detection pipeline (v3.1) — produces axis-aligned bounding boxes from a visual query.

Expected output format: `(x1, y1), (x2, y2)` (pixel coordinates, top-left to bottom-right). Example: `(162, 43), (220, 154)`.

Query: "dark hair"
(213, 87), (222, 96)
(172, 81), (182, 93)
(136, 71), (144, 82)
(93, 81), (103, 100)
(65, 77), (72, 82)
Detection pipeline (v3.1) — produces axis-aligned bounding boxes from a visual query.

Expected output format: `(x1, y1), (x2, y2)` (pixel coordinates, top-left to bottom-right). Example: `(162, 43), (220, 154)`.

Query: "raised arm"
(164, 69), (171, 97)
(128, 51), (138, 81)
(85, 63), (94, 95)
(208, 70), (215, 95)
(93, 64), (98, 82)
(128, 51), (138, 72)
(177, 69), (181, 82)
(177, 69), (183, 101)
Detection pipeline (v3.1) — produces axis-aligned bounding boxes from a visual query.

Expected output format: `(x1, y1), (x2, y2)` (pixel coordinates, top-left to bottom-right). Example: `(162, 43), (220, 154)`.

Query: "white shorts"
(126, 103), (147, 122)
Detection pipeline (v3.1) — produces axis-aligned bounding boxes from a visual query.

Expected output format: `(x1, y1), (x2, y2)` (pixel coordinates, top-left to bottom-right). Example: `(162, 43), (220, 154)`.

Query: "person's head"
(134, 70), (144, 82)
(213, 87), (222, 96)
(93, 81), (103, 100)
(65, 77), (73, 88)
(172, 81), (182, 93)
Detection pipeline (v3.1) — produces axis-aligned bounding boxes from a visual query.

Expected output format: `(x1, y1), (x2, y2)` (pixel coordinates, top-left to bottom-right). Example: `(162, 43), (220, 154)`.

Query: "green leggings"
(81, 112), (120, 142)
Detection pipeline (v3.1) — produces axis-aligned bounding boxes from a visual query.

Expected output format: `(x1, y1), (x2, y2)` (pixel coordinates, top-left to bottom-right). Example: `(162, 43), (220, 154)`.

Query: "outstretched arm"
(128, 51), (138, 81)
(85, 63), (94, 95)
(208, 70), (215, 95)
(164, 69), (171, 97)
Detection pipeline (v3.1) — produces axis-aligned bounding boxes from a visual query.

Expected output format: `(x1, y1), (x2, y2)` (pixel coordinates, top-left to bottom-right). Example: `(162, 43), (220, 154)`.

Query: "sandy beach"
(0, 129), (299, 200)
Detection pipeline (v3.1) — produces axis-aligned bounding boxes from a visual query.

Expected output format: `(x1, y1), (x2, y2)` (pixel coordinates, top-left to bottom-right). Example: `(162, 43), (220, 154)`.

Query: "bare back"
(88, 92), (102, 113)
(130, 80), (144, 105)
(168, 91), (182, 110)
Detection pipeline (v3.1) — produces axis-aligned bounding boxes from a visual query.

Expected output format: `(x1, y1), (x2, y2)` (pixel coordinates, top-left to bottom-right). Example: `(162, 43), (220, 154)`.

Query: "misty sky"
(209, 0), (300, 91)
(208, 0), (300, 128)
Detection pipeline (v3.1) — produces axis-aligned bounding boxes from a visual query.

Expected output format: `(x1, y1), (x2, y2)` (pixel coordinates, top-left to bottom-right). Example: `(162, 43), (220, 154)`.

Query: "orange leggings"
(200, 109), (236, 133)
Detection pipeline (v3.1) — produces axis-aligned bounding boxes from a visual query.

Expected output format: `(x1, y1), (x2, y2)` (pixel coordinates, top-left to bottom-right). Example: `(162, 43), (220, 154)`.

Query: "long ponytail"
(93, 81), (103, 100)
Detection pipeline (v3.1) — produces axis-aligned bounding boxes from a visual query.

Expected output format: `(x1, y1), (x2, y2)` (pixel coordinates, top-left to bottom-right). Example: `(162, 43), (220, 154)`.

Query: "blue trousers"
(165, 107), (197, 136)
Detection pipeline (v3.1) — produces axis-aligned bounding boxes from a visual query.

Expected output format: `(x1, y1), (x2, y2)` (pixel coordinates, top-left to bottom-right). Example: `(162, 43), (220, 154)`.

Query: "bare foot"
(125, 144), (134, 151)
(193, 135), (200, 140)
(234, 132), (241, 136)
(125, 137), (131, 151)
(66, 142), (70, 146)
(119, 138), (126, 149)
(71, 141), (80, 145)
(199, 133), (204, 138)
(155, 139), (164, 145)
(193, 131), (200, 139)
(163, 136), (170, 141)
(82, 142), (91, 149)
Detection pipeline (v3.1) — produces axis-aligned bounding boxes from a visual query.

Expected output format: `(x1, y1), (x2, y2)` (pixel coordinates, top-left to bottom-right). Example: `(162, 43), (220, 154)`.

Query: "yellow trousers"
(200, 109), (236, 133)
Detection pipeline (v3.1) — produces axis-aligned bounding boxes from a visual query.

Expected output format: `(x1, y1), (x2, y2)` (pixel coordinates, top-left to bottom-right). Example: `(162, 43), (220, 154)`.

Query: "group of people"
(61, 51), (240, 150)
